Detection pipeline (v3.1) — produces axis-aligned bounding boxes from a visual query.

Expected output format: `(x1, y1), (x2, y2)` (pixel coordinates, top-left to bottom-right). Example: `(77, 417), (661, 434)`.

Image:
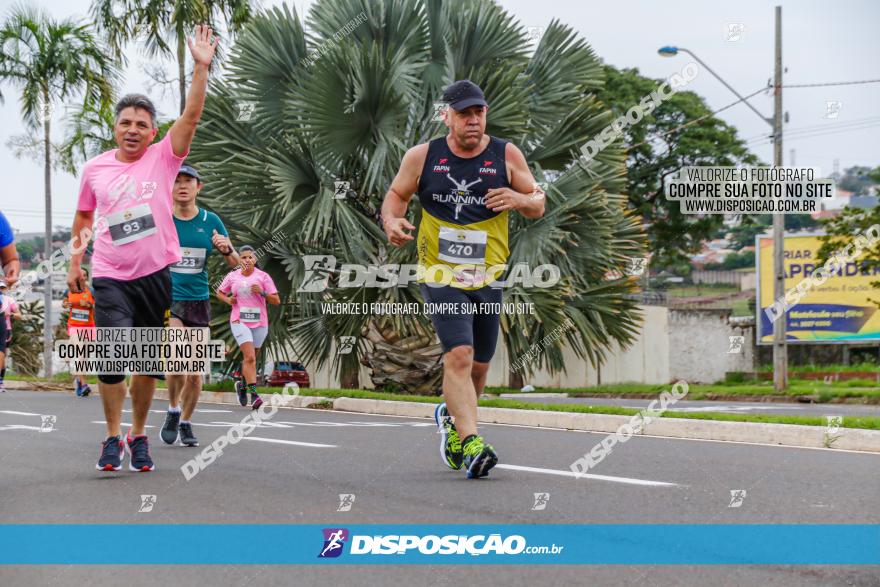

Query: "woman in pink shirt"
(216, 246), (280, 409)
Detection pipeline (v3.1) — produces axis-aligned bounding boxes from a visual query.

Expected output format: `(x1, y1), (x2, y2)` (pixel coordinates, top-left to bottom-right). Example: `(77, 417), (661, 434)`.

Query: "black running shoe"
(235, 379), (247, 406)
(125, 433), (155, 472)
(96, 436), (124, 471)
(252, 395), (263, 410)
(160, 410), (181, 445)
(462, 435), (498, 479)
(81, 384), (91, 397)
(179, 422), (199, 447)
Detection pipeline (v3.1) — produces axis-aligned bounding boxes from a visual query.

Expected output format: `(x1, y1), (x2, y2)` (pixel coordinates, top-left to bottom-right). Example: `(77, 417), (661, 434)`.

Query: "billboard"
(756, 233), (880, 344)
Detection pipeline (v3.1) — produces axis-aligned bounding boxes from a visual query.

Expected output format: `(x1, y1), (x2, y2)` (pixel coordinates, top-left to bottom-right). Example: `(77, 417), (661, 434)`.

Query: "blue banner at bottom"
(1, 525), (878, 565)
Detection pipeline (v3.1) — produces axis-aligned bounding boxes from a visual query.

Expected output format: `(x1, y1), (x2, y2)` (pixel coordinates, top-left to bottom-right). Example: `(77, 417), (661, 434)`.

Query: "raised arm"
(381, 143), (428, 247)
(169, 25), (219, 157)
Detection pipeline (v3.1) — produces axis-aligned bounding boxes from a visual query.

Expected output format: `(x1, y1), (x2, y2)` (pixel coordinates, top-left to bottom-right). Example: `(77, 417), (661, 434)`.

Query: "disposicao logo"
(318, 528), (349, 558)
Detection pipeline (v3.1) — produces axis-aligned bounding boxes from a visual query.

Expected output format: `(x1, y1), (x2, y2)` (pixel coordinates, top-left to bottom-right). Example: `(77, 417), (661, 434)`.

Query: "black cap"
(178, 164), (200, 180)
(442, 80), (488, 111)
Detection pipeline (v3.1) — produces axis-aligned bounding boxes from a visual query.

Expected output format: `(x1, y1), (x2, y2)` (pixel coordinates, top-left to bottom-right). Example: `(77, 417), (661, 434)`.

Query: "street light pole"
(658, 5), (788, 390)
(772, 5), (787, 391)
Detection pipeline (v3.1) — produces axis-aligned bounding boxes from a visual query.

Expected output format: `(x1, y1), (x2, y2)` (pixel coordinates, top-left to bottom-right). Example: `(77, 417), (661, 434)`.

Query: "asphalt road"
(499, 393), (880, 416)
(1, 389), (878, 587)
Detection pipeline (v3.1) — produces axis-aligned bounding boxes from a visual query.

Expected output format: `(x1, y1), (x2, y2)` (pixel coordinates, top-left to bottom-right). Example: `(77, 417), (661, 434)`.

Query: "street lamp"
(657, 7), (788, 392)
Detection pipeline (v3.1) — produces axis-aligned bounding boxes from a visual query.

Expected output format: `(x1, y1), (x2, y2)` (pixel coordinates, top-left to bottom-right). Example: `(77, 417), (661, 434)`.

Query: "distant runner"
(0, 281), (21, 392)
(161, 164), (239, 447)
(216, 246), (280, 410)
(66, 25), (218, 472)
(381, 80), (545, 479)
(62, 268), (96, 397)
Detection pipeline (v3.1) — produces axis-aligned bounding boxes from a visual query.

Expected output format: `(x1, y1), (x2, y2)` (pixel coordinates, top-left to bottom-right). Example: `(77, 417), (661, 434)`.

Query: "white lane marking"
(0, 410), (41, 417)
(124, 409), (233, 414)
(496, 463), (679, 487)
(0, 424), (43, 431)
(207, 421), (293, 428)
(242, 436), (336, 448)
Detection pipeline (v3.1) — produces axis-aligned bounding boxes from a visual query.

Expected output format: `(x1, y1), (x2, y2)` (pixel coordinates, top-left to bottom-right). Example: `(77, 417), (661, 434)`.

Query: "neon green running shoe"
(434, 403), (463, 470)
(462, 435), (498, 479)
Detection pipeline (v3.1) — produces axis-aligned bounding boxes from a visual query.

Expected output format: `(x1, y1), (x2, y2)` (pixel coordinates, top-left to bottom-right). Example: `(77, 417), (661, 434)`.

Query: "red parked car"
(265, 361), (310, 388)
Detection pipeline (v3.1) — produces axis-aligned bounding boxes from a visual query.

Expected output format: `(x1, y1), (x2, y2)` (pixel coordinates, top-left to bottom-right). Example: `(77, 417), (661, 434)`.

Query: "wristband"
(260, 291), (268, 298)
(221, 247), (235, 256)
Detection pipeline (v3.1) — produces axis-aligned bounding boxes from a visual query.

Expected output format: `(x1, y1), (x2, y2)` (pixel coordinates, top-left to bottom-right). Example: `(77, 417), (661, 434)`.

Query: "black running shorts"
(92, 267), (172, 383)
(419, 283), (502, 363)
(170, 299), (211, 328)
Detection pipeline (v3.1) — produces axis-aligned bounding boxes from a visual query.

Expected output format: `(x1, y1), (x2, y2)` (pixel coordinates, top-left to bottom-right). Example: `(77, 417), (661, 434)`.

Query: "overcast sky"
(2, 0), (878, 232)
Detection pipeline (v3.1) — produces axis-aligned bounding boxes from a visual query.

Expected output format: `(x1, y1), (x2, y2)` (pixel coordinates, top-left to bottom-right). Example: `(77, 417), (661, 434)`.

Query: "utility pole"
(42, 96), (54, 378)
(772, 5), (787, 391)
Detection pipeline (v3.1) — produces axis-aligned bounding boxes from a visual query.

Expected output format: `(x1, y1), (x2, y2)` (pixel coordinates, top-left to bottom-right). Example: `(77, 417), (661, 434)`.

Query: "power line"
(782, 78), (880, 89)
(630, 85), (770, 149)
(632, 77), (880, 148)
(747, 120), (880, 147)
(740, 116), (880, 143)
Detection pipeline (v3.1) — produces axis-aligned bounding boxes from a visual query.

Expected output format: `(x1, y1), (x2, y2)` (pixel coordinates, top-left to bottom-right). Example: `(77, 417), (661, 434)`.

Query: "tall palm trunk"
(177, 31), (186, 115)
(42, 88), (53, 377)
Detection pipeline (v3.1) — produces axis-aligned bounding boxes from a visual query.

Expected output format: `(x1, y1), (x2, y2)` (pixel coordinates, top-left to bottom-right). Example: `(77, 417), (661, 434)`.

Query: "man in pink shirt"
(66, 25), (218, 473)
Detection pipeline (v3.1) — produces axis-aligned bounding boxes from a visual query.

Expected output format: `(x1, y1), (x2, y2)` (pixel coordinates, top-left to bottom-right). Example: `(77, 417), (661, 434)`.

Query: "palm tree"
(0, 4), (117, 377)
(91, 0), (253, 114)
(191, 0), (646, 393)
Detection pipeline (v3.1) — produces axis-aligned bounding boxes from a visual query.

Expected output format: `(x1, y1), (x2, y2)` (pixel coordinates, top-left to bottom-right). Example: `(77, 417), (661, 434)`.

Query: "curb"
(150, 388), (332, 410)
(329, 397), (880, 454)
(10, 382), (880, 453)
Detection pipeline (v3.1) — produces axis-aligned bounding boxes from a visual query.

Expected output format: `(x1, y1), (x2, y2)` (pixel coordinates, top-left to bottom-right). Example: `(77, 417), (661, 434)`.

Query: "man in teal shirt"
(162, 164), (240, 447)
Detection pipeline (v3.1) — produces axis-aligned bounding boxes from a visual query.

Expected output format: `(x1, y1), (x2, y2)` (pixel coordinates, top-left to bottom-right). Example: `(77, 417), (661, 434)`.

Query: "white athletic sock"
(168, 406), (181, 414)
(180, 420), (190, 425)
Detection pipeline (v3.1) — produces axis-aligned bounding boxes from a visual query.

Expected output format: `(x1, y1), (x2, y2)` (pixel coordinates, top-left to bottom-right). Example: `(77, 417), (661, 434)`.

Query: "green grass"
(758, 362), (879, 373)
(490, 382), (880, 401)
(666, 284), (739, 297)
(730, 297), (752, 317)
(198, 384), (880, 430)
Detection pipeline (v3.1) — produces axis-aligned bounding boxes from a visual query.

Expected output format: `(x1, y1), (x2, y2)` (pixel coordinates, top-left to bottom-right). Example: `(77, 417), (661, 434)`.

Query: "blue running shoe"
(125, 433), (155, 472)
(96, 436), (124, 471)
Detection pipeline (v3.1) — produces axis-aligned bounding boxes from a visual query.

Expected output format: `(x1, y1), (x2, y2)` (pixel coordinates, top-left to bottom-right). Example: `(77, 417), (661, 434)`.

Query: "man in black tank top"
(381, 80), (546, 479)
